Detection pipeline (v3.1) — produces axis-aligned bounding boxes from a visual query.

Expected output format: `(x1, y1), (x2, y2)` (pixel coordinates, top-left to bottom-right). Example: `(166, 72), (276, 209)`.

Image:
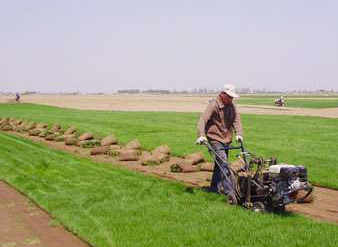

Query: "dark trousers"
(210, 141), (234, 195)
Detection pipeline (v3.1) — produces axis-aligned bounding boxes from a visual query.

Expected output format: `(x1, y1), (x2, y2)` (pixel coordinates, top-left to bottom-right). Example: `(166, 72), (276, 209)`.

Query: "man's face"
(219, 92), (233, 105)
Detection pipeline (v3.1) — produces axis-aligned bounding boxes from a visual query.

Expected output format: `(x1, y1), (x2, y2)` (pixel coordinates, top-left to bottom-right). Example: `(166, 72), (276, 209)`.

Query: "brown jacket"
(197, 97), (243, 144)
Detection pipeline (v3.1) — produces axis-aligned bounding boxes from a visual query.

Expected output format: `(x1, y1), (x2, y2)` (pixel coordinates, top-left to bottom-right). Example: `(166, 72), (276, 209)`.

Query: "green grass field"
(236, 97), (338, 108)
(1, 103), (337, 189)
(0, 132), (337, 247)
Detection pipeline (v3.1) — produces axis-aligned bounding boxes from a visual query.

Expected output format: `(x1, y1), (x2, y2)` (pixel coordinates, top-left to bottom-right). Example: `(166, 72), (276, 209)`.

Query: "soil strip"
(0, 180), (91, 247)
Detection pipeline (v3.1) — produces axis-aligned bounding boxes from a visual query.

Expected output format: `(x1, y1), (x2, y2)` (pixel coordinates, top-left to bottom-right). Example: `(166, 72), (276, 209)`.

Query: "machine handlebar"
(202, 139), (245, 152)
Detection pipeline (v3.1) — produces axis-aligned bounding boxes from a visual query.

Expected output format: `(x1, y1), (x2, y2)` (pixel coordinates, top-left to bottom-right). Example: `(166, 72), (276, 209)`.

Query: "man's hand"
(196, 136), (208, 145)
(235, 135), (243, 142)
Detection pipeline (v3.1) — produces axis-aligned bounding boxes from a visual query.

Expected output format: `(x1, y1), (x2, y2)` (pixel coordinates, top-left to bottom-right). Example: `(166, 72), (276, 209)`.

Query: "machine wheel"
(273, 205), (285, 212)
(252, 202), (266, 213)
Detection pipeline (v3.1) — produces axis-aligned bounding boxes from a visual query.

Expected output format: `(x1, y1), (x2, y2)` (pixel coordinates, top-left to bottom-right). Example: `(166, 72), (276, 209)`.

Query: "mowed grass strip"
(0, 132), (337, 247)
(237, 97), (338, 108)
(1, 103), (338, 188)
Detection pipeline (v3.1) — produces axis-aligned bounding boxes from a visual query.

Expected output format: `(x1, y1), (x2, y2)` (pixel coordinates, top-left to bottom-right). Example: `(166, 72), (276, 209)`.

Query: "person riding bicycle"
(196, 84), (243, 204)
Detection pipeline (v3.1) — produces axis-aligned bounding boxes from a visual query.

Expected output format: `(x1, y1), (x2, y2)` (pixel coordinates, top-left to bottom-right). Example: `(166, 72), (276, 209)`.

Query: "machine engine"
(264, 164), (310, 209)
(237, 163), (312, 211)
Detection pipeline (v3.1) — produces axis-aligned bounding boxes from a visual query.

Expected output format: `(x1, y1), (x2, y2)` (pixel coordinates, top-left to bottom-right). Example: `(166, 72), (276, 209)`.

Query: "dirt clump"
(153, 145), (170, 154)
(78, 132), (94, 141)
(170, 157), (200, 173)
(77, 140), (99, 148)
(105, 145), (122, 157)
(13, 119), (23, 126)
(152, 151), (170, 163)
(141, 153), (160, 166)
(125, 140), (141, 150)
(64, 126), (77, 135)
(28, 128), (42, 136)
(36, 123), (48, 129)
(39, 130), (49, 137)
(51, 124), (61, 132)
(55, 135), (66, 142)
(90, 146), (109, 155)
(24, 122), (36, 131)
(65, 136), (77, 146)
(199, 162), (214, 172)
(0, 117), (9, 124)
(119, 149), (140, 161)
(101, 134), (118, 146)
(185, 152), (204, 165)
(45, 132), (61, 141)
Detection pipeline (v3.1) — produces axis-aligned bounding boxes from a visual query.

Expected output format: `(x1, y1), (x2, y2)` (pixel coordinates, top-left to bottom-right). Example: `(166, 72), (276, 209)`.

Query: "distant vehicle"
(274, 97), (285, 107)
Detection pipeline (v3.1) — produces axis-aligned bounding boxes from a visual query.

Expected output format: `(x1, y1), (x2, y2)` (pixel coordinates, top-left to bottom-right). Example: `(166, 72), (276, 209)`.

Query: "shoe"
(201, 186), (218, 193)
(227, 193), (238, 205)
(217, 184), (226, 195)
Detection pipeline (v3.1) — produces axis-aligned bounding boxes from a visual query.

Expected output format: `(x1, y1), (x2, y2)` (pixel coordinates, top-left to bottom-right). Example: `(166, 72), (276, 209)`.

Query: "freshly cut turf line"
(1, 103), (338, 189)
(0, 132), (337, 247)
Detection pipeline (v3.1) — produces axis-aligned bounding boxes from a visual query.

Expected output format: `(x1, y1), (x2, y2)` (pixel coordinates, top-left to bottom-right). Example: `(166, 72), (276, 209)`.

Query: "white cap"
(223, 84), (239, 98)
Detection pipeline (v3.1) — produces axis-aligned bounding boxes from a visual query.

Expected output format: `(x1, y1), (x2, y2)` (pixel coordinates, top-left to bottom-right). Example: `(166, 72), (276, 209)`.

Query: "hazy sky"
(1, 0), (338, 93)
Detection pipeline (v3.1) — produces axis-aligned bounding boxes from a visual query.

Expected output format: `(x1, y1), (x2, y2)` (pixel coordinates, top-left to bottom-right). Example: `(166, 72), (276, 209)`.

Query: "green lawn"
(236, 98), (338, 108)
(0, 132), (337, 247)
(0, 103), (337, 189)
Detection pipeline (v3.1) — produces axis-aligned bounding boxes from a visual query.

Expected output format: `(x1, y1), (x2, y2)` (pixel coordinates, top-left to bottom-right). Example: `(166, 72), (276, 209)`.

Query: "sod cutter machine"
(202, 140), (313, 212)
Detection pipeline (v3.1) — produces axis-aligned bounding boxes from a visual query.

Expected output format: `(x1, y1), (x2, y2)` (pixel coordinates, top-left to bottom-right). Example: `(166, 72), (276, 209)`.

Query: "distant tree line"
(1, 88), (337, 95)
(117, 89), (140, 94)
(117, 88), (338, 94)
(118, 89), (170, 94)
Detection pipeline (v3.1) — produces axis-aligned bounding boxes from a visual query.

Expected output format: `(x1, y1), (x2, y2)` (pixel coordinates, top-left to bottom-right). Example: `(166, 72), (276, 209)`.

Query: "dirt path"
(4, 131), (338, 225)
(0, 180), (91, 247)
(287, 187), (338, 223)
(238, 105), (338, 118)
(1, 94), (338, 118)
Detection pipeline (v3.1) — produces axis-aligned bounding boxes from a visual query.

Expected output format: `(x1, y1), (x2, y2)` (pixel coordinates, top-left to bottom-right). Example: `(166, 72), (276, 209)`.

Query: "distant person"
(275, 96), (285, 106)
(280, 96), (285, 105)
(15, 92), (20, 102)
(196, 84), (243, 204)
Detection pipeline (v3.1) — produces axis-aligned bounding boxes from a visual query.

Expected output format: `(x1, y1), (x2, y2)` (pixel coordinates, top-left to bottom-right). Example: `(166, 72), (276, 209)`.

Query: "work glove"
(235, 135), (243, 143)
(196, 136), (208, 145)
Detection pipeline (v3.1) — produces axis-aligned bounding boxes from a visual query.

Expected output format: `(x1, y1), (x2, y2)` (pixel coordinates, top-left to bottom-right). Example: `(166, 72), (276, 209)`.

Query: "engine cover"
(268, 164), (295, 178)
(280, 166), (308, 180)
(269, 164), (307, 181)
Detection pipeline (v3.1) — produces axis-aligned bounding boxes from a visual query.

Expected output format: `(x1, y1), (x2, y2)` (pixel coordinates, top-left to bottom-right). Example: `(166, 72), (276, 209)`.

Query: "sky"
(1, 0), (338, 93)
